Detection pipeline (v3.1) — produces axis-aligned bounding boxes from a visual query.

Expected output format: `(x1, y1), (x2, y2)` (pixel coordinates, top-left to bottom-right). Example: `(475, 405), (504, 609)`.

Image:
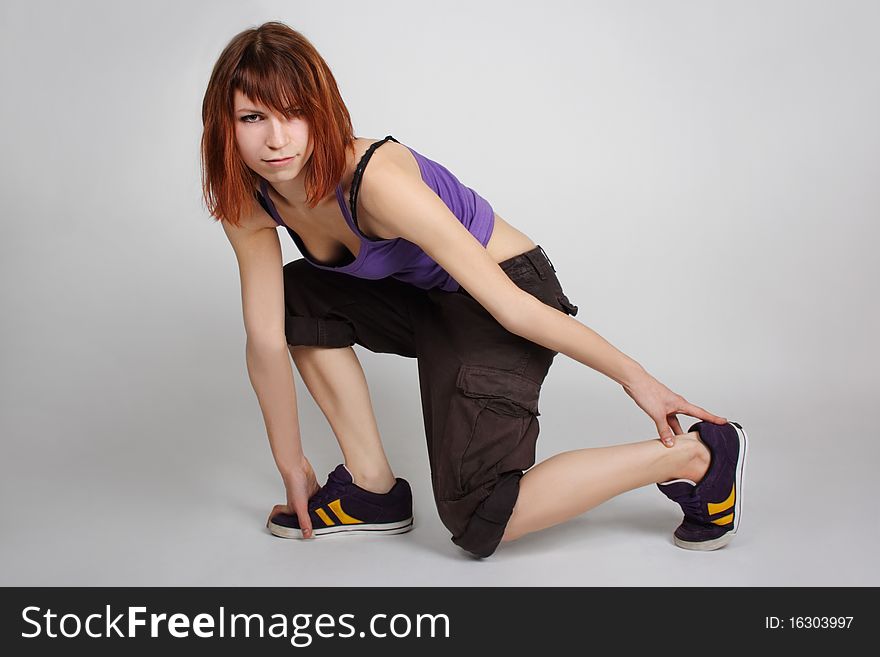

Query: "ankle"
(679, 434), (712, 484)
(664, 432), (710, 484)
(347, 465), (396, 494)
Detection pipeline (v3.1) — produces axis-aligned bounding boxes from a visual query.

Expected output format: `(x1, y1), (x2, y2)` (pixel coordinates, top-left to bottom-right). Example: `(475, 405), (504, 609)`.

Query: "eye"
(238, 109), (300, 123)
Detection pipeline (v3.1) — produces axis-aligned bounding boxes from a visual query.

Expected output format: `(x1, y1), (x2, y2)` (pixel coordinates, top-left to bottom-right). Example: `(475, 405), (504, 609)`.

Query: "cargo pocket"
(436, 364), (542, 501)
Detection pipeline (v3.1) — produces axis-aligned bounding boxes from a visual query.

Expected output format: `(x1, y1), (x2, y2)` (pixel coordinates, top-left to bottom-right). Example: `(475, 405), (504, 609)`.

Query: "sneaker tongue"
(328, 463), (353, 485)
(312, 464), (353, 507)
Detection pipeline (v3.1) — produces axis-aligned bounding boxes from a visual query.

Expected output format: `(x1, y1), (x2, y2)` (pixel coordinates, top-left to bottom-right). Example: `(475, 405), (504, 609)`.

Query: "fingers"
(656, 421), (675, 447)
(266, 503), (289, 527)
(266, 502), (313, 539)
(669, 414), (684, 437)
(684, 401), (728, 424)
(295, 501), (313, 539)
(658, 412), (687, 447)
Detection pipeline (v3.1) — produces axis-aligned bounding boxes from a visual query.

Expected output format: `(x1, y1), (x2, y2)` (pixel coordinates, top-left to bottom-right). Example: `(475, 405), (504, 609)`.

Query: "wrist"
(617, 359), (648, 389)
(279, 453), (308, 481)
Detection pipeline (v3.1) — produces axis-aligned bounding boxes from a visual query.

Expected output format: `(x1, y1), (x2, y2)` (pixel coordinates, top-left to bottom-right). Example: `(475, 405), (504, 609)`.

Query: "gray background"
(1, 0), (877, 586)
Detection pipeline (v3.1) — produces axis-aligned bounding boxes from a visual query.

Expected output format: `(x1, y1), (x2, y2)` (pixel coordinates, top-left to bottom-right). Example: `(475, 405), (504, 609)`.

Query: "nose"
(265, 115), (290, 150)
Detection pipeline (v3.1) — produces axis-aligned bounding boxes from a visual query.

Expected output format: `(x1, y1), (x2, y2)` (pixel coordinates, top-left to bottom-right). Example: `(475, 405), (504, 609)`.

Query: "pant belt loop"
(537, 245), (556, 272)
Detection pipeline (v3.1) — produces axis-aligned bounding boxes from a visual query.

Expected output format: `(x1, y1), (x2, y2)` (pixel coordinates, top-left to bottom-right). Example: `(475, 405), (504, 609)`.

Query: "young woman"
(201, 22), (749, 559)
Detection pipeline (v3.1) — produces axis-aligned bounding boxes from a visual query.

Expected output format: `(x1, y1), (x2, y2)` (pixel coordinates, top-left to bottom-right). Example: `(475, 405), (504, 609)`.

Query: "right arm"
(222, 211), (318, 535)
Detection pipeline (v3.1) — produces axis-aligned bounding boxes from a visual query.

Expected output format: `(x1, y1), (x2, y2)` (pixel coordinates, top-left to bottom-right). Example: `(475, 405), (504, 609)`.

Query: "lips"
(265, 155), (297, 162)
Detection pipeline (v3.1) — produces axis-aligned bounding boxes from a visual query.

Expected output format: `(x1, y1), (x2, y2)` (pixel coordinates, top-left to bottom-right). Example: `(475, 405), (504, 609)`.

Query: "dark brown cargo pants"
(282, 245), (579, 558)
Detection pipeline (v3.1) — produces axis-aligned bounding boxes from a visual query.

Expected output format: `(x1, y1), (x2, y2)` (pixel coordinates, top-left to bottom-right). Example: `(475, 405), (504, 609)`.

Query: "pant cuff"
(451, 472), (522, 559)
(285, 315), (356, 348)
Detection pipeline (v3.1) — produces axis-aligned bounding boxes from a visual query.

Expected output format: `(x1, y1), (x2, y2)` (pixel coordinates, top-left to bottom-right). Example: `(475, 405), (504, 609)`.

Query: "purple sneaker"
(268, 464), (414, 539)
(656, 421), (749, 550)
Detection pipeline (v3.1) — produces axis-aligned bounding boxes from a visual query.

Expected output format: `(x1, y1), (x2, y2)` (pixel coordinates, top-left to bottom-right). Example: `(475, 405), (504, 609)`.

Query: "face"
(233, 89), (312, 180)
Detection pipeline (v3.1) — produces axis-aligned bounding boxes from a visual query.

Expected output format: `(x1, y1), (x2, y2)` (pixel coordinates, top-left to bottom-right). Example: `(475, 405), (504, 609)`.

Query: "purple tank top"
(256, 135), (495, 292)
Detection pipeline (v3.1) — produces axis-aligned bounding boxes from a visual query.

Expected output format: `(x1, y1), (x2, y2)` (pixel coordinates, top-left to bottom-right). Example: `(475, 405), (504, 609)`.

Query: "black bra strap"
(348, 135), (400, 232)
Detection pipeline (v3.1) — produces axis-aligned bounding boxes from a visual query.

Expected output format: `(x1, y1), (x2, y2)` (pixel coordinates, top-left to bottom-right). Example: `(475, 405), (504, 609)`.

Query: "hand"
(622, 371), (728, 447)
(267, 455), (320, 538)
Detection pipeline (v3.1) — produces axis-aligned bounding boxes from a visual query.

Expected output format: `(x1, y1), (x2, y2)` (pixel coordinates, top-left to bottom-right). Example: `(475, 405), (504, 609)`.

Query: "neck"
(266, 176), (310, 211)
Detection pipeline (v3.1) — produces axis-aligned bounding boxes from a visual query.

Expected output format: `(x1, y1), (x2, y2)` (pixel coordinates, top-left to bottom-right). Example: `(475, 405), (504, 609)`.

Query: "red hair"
(200, 21), (355, 226)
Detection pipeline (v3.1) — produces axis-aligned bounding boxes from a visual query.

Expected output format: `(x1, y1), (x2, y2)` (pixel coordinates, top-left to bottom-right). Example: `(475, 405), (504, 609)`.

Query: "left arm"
(358, 145), (727, 442)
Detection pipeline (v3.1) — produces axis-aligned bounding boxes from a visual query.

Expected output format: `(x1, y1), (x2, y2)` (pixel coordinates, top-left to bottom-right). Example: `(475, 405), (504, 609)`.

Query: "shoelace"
(309, 470), (350, 509)
(668, 490), (704, 519)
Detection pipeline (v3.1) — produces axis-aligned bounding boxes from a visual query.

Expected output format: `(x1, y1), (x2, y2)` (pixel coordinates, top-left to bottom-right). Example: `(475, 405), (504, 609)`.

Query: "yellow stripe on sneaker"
(328, 499), (364, 524)
(315, 507), (335, 526)
(712, 512), (734, 526)
(707, 483), (735, 515)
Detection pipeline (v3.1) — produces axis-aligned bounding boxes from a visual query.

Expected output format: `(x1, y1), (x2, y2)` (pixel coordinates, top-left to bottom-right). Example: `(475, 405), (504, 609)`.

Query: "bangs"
(232, 57), (304, 117)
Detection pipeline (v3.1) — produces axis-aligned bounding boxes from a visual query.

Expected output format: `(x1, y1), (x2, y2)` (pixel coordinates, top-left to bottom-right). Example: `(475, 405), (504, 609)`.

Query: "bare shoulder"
(345, 137), (419, 185)
(341, 137), (421, 240)
(368, 137), (417, 175)
(221, 198), (280, 252)
(227, 194), (279, 230)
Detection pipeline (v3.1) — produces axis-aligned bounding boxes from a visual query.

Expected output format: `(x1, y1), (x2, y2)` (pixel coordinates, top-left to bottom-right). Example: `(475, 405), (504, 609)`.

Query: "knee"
(437, 471), (522, 559)
(282, 257), (313, 277)
(282, 259), (319, 305)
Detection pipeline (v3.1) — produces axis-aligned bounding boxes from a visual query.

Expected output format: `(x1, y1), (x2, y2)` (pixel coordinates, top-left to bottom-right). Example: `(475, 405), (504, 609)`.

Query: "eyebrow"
(235, 106), (299, 113)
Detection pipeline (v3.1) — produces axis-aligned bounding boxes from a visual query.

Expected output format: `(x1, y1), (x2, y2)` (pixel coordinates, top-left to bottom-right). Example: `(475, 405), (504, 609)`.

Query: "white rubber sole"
(674, 421), (749, 551)
(268, 516), (414, 539)
(674, 529), (735, 551)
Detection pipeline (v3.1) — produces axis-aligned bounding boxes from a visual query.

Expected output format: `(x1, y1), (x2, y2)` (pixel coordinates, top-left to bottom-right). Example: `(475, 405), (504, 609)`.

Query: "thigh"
(282, 259), (422, 358)
(413, 244), (578, 383)
(413, 246), (580, 553)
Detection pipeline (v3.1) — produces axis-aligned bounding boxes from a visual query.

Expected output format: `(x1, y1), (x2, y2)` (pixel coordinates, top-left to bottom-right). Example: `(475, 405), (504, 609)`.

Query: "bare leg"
(500, 431), (711, 543)
(289, 345), (396, 493)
